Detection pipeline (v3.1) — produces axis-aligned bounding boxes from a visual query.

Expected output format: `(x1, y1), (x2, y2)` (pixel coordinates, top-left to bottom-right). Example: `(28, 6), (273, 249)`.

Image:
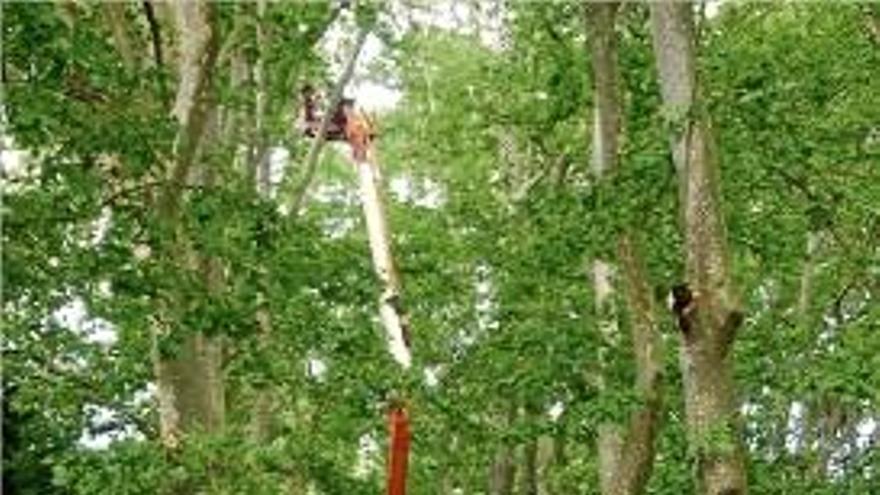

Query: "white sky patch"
(52, 297), (118, 346)
(741, 401), (759, 417)
(354, 432), (380, 478)
(133, 243), (152, 260)
(319, 12), (402, 113)
(414, 176), (445, 208)
(856, 418), (878, 450)
(390, 178), (408, 200)
(389, 175), (445, 208)
(548, 401), (565, 421)
(403, 0), (507, 50)
(77, 405), (143, 450)
(475, 263), (498, 332)
(97, 279), (113, 298)
(0, 133), (34, 189)
(475, 279), (492, 299)
(354, 81), (403, 113)
(475, 292), (493, 314)
(351, 32), (402, 113)
(313, 182), (361, 206)
(267, 147), (290, 198)
(307, 355), (328, 380)
(77, 385), (154, 450)
(322, 216), (358, 239)
(455, 328), (477, 349)
(786, 401), (805, 453)
(89, 207), (112, 246)
(53, 351), (89, 373)
(705, 0), (724, 19)
(319, 0), (509, 114)
(133, 383), (156, 406)
(423, 365), (442, 387)
(1, 148), (29, 181)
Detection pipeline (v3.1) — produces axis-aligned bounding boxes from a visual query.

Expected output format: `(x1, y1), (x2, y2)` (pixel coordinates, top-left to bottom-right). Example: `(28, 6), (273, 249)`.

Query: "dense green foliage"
(2, 2), (878, 494)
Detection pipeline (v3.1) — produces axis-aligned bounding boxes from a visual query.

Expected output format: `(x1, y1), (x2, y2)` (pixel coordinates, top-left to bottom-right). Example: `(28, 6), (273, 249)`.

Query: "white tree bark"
(650, 3), (747, 494)
(153, 0), (222, 449)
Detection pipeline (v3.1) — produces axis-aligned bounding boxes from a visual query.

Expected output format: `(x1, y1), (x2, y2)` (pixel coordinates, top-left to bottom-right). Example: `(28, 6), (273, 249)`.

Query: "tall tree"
(152, 0), (223, 448)
(586, 4), (664, 494)
(650, 3), (747, 494)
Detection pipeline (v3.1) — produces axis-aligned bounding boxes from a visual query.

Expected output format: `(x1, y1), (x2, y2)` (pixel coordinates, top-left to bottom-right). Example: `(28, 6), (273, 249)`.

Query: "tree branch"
(142, 0), (169, 108)
(285, 26), (370, 215)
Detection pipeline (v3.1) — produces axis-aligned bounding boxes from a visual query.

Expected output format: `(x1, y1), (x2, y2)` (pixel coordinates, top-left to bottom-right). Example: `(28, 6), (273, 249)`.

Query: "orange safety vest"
(344, 110), (376, 162)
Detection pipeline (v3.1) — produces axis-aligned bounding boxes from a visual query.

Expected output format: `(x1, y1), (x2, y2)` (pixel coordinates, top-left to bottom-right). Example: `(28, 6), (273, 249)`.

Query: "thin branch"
(764, 163), (850, 252)
(286, 26), (370, 214)
(103, 3), (136, 71)
(142, 0), (169, 108)
(511, 165), (549, 203)
(217, 16), (247, 67)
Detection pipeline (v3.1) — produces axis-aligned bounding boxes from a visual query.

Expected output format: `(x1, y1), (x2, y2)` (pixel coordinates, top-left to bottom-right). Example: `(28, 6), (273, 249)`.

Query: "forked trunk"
(152, 0), (223, 449)
(649, 3), (747, 493)
(586, 4), (664, 494)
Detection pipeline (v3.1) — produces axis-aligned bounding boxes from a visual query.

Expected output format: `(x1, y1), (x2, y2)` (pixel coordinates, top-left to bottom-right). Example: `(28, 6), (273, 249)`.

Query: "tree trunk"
(595, 236), (663, 495)
(587, 2), (621, 178)
(798, 231), (820, 331)
(254, 0), (271, 194)
(152, 0), (222, 449)
(489, 406), (518, 495)
(489, 446), (516, 495)
(586, 4), (664, 494)
(535, 435), (556, 495)
(521, 440), (538, 495)
(649, 3), (747, 494)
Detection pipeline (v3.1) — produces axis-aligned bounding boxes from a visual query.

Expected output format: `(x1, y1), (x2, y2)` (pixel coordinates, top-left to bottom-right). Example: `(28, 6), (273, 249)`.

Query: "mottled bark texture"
(522, 440), (538, 495)
(489, 446), (516, 495)
(587, 2), (621, 177)
(586, 3), (664, 494)
(649, 3), (747, 494)
(153, 0), (223, 449)
(489, 406), (518, 495)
